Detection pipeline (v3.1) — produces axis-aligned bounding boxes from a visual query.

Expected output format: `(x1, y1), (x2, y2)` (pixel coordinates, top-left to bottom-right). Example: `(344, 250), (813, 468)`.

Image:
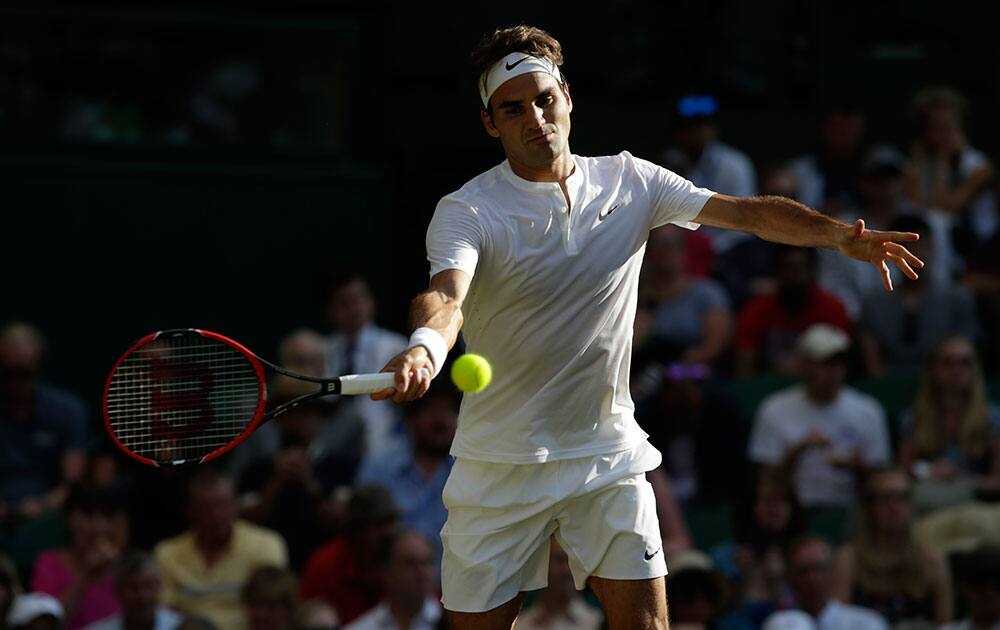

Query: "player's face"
(482, 72), (572, 170)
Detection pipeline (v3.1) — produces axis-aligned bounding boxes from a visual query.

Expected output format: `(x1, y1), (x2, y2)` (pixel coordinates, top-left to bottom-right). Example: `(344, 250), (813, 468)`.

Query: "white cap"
(7, 592), (64, 626)
(796, 324), (850, 361)
(762, 610), (818, 630)
(478, 52), (562, 108)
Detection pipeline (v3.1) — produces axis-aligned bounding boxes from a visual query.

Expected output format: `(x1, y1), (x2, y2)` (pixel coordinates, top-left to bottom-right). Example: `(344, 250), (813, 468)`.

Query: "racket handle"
(339, 368), (432, 395)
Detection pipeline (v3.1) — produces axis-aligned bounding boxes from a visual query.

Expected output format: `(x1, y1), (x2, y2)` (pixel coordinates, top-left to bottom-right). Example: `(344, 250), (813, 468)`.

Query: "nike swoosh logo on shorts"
(599, 203), (622, 221)
(506, 57), (532, 71)
(644, 547), (661, 561)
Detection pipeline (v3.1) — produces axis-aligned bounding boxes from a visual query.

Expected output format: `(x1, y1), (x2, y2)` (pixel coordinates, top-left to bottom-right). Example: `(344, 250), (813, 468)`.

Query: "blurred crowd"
(0, 28), (349, 150)
(4, 84), (1000, 630)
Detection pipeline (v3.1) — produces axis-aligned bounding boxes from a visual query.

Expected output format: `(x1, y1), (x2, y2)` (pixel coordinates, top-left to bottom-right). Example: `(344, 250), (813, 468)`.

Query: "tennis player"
(373, 25), (924, 630)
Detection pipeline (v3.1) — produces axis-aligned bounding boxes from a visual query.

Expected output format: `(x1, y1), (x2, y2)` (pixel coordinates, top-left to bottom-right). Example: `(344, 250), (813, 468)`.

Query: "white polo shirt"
(427, 151), (715, 463)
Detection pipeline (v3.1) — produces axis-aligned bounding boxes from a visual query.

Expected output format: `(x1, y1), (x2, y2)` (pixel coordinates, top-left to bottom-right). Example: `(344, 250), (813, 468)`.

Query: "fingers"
(887, 252), (919, 280)
(872, 229), (920, 242)
(880, 260), (893, 292)
(370, 387), (395, 401)
(369, 349), (433, 402)
(853, 219), (865, 239)
(885, 242), (925, 269)
(392, 365), (432, 403)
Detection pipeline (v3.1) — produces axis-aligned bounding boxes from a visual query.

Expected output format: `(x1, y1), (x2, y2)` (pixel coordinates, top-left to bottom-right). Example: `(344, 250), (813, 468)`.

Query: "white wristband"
(408, 327), (448, 377)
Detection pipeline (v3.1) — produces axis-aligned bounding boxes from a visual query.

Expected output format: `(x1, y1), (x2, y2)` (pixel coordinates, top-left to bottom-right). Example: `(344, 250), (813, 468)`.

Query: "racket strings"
(106, 332), (261, 462)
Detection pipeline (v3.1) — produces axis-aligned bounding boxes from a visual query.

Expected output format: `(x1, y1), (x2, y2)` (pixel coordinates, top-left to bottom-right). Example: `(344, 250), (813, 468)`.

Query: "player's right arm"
(372, 268), (471, 403)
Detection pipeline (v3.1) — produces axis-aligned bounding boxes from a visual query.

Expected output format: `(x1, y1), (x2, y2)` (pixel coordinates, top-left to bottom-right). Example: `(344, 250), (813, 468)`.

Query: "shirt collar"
(499, 156), (581, 194)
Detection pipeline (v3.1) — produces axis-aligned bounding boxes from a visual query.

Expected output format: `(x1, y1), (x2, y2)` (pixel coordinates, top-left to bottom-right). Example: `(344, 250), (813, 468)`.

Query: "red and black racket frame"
(102, 328), (365, 467)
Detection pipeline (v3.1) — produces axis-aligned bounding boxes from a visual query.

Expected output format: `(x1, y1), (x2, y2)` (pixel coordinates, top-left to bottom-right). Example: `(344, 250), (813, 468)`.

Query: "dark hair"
(323, 270), (368, 299)
(345, 484), (399, 533)
(64, 483), (121, 517)
(733, 467), (806, 549)
(185, 466), (233, 505)
(470, 25), (566, 110)
(241, 566), (299, 613)
(783, 534), (833, 565)
(374, 529), (431, 568)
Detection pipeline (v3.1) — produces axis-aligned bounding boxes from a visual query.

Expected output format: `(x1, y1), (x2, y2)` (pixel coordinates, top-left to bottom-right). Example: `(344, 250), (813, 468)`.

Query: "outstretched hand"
(838, 219), (925, 291)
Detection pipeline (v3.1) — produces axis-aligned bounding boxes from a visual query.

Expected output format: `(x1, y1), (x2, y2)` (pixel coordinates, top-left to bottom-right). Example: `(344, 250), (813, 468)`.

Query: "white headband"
(479, 52), (563, 108)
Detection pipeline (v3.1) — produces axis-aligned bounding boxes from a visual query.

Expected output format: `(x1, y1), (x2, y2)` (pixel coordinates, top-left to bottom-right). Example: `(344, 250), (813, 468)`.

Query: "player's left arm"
(695, 193), (925, 291)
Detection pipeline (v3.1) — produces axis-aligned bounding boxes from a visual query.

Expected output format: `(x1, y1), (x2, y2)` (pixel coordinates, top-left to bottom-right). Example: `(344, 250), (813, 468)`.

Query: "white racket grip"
(338, 369), (431, 395)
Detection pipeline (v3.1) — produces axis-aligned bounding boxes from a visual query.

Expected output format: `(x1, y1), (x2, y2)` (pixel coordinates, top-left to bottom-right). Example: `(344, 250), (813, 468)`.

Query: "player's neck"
(506, 149), (574, 183)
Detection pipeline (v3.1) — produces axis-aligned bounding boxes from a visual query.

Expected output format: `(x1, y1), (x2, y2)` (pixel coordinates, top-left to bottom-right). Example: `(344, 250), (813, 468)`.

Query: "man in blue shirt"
(355, 381), (457, 561)
(0, 323), (87, 523)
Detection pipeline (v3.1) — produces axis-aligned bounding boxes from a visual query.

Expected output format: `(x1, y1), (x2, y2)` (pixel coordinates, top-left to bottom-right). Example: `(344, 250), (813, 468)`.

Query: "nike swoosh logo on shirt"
(644, 547), (661, 561)
(599, 203), (622, 221)
(506, 57), (532, 71)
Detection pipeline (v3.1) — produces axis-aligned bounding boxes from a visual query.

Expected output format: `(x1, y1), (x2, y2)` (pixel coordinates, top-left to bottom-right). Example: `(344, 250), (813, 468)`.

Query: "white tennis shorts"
(439, 440), (667, 612)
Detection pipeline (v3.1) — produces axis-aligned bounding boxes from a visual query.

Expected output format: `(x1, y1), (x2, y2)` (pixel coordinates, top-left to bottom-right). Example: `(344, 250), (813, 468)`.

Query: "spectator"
(943, 545), (1000, 630)
(154, 469), (288, 630)
(31, 485), (126, 629)
(904, 86), (997, 251)
(354, 381), (457, 562)
(226, 329), (364, 483)
(324, 273), (407, 456)
(6, 593), (63, 630)
(713, 164), (795, 308)
(662, 550), (728, 630)
(748, 325), (890, 508)
(964, 179), (1000, 376)
(344, 531), (441, 630)
(635, 225), (733, 368)
(817, 146), (948, 320)
(297, 600), (339, 630)
(788, 104), (866, 215)
(898, 335), (1000, 494)
(515, 539), (602, 630)
(662, 94), (757, 255)
(299, 485), (399, 625)
(763, 535), (887, 630)
(0, 323), (87, 523)
(242, 567), (298, 630)
(735, 247), (851, 377)
(80, 552), (182, 630)
(240, 392), (357, 570)
(1, 553), (21, 627)
(662, 95), (758, 198)
(711, 468), (805, 627)
(859, 214), (979, 375)
(635, 362), (748, 506)
(833, 468), (953, 625)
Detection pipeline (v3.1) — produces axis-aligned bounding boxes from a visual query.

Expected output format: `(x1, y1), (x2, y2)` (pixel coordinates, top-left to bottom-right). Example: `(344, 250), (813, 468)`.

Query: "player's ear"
(480, 108), (500, 139)
(562, 83), (573, 113)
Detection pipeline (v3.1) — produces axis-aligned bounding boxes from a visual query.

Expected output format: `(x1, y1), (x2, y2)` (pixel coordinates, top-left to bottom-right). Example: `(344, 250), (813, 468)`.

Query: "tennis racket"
(103, 328), (417, 467)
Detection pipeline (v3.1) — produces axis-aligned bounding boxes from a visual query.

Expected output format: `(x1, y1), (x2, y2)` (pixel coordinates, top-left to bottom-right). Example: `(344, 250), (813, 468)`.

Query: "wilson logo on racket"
(149, 358), (215, 440)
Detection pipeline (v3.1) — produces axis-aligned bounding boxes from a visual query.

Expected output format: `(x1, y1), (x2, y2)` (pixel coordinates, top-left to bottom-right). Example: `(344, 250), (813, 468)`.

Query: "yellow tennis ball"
(451, 353), (493, 393)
